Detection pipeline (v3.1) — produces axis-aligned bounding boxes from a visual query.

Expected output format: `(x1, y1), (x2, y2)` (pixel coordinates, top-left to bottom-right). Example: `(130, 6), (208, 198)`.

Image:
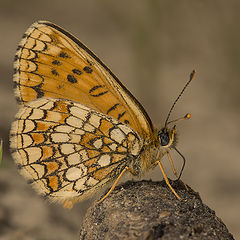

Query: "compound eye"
(159, 131), (169, 146)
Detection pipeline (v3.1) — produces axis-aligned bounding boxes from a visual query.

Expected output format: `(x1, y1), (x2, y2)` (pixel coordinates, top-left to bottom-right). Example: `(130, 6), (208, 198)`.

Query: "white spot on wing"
(69, 134), (81, 143)
(55, 125), (74, 133)
(83, 123), (95, 132)
(86, 177), (98, 186)
(45, 111), (62, 122)
(108, 143), (117, 151)
(131, 140), (141, 156)
(25, 147), (42, 163)
(70, 106), (88, 120)
(66, 116), (83, 128)
(98, 154), (111, 167)
(22, 134), (33, 148)
(30, 164), (45, 178)
(110, 128), (126, 144)
(29, 108), (45, 120)
(65, 167), (82, 181)
(93, 138), (103, 149)
(60, 143), (75, 154)
(75, 176), (88, 191)
(88, 114), (101, 128)
(67, 153), (80, 165)
(51, 133), (70, 143)
(74, 129), (85, 135)
(23, 120), (35, 132)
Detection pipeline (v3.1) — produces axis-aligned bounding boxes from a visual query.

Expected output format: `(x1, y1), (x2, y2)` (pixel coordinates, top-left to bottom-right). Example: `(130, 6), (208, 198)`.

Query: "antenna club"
(190, 70), (197, 81)
(185, 113), (191, 119)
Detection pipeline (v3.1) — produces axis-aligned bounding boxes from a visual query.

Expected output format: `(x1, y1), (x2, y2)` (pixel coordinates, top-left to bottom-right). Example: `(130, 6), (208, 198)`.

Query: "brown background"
(0, 1), (239, 239)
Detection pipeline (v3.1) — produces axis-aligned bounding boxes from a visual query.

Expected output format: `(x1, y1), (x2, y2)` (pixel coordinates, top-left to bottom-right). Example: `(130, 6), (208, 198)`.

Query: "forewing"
(13, 21), (154, 139)
(10, 98), (143, 206)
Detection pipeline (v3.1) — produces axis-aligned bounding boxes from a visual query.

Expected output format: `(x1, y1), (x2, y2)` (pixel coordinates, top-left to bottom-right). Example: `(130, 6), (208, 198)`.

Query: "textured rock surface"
(80, 180), (234, 240)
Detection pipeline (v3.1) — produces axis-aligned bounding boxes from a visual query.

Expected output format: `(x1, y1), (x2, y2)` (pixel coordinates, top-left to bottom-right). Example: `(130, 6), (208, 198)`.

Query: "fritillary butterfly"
(10, 21), (195, 208)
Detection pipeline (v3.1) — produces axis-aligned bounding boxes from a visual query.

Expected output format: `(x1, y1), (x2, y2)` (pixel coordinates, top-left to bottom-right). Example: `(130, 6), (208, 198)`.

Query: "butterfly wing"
(10, 98), (143, 206)
(13, 21), (154, 139)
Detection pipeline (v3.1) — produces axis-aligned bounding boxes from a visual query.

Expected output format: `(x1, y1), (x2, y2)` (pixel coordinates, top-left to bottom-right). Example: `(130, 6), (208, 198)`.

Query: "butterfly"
(10, 21), (195, 208)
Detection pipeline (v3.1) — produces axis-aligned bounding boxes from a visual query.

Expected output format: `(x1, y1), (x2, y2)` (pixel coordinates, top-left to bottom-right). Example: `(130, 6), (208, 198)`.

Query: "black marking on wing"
(51, 69), (59, 76)
(13, 67), (19, 74)
(107, 103), (119, 114)
(13, 80), (18, 88)
(16, 44), (23, 51)
(52, 60), (61, 65)
(89, 85), (109, 97)
(67, 74), (77, 83)
(59, 51), (70, 58)
(83, 66), (93, 73)
(31, 37), (48, 52)
(117, 111), (126, 120)
(14, 54), (19, 61)
(90, 91), (108, 97)
(89, 85), (104, 93)
(72, 68), (82, 75)
(25, 50), (39, 61)
(32, 85), (45, 98)
(87, 59), (93, 66)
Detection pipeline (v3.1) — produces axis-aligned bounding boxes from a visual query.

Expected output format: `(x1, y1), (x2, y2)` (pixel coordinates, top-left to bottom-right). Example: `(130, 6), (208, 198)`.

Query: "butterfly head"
(158, 125), (177, 149)
(158, 113), (191, 149)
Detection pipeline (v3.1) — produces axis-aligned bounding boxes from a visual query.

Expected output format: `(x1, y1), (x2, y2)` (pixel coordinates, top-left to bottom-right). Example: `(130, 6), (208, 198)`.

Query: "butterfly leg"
(167, 152), (188, 190)
(97, 166), (135, 204)
(154, 160), (181, 200)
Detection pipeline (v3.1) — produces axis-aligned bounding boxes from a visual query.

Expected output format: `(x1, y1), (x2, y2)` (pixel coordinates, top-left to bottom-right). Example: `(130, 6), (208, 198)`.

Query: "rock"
(79, 180), (234, 240)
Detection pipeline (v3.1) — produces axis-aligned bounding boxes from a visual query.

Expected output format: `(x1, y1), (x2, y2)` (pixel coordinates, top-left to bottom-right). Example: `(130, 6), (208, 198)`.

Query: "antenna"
(164, 70), (196, 128)
(167, 113), (191, 126)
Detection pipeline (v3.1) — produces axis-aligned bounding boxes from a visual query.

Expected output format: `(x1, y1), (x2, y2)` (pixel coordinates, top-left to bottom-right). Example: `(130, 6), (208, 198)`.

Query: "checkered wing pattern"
(10, 98), (143, 206)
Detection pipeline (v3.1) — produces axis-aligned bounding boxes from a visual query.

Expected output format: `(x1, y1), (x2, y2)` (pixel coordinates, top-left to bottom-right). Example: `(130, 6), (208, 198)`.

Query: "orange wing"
(13, 21), (154, 139)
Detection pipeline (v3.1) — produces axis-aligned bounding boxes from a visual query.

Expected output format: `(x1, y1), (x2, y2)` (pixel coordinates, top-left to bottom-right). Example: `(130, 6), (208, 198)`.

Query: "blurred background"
(0, 0), (239, 239)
